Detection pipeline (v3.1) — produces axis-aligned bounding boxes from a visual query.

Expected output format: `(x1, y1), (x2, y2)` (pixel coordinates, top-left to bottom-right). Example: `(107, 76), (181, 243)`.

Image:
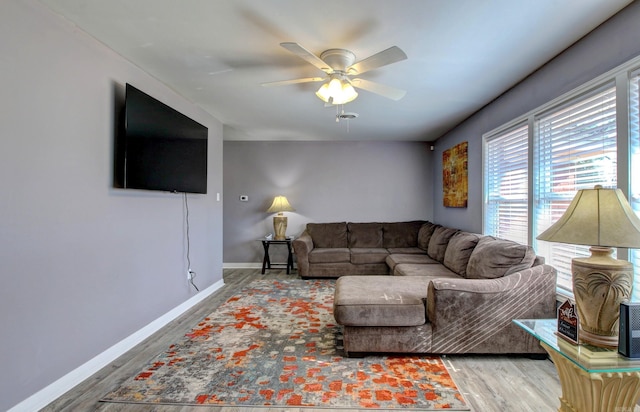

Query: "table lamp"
(266, 195), (295, 240)
(537, 185), (640, 348)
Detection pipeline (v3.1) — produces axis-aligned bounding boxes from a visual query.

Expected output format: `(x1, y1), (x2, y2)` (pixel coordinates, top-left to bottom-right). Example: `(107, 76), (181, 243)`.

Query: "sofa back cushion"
(443, 231), (481, 276)
(348, 222), (383, 248)
(427, 226), (459, 262)
(466, 236), (536, 279)
(417, 222), (439, 250)
(382, 221), (425, 248)
(307, 222), (348, 248)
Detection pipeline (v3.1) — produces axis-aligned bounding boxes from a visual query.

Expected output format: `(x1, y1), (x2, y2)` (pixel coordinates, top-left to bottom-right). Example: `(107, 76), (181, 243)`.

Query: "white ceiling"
(40, 0), (632, 141)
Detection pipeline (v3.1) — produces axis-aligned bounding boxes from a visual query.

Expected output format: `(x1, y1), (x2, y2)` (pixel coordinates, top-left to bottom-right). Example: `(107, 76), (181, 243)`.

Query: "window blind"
(630, 70), (640, 301)
(484, 124), (528, 244)
(534, 84), (617, 293)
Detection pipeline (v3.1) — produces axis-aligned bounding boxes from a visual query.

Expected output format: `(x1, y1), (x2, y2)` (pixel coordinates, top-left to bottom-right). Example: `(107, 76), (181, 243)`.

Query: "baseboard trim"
(8, 279), (225, 412)
(223, 262), (261, 269)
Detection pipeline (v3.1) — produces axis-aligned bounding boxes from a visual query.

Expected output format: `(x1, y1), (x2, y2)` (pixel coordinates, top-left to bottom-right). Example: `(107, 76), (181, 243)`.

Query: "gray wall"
(434, 1), (640, 233)
(223, 141), (434, 264)
(0, 1), (223, 410)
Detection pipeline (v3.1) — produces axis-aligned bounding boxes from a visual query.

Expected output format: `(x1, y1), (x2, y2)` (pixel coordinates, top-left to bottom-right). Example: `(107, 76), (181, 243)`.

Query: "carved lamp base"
(273, 213), (288, 240)
(572, 247), (633, 349)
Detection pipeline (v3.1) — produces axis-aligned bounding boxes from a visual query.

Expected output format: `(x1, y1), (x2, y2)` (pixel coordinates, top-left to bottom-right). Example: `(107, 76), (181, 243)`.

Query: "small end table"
(259, 238), (294, 274)
(515, 318), (640, 412)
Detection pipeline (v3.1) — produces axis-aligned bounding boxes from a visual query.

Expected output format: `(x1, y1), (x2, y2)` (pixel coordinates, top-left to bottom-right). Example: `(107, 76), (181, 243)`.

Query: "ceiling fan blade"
(280, 42), (332, 73)
(351, 78), (406, 101)
(347, 46), (407, 75)
(261, 77), (325, 87)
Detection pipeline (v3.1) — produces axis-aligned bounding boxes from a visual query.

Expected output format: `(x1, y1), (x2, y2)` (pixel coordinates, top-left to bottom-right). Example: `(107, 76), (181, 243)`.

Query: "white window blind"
(484, 124), (528, 244)
(630, 70), (640, 301)
(534, 84), (617, 294)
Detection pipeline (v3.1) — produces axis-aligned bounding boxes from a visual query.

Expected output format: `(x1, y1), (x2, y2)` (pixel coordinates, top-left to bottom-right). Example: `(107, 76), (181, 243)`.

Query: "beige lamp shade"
(537, 185), (640, 248)
(266, 196), (295, 214)
(537, 185), (640, 348)
(266, 196), (294, 240)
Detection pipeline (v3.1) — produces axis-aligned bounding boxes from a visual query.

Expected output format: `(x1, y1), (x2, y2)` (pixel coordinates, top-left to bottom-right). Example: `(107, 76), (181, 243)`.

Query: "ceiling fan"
(262, 42), (408, 105)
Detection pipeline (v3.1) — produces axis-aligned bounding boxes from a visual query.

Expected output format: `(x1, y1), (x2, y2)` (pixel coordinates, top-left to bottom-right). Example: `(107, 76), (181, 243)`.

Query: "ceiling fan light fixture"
(315, 76), (358, 105)
(315, 83), (331, 102)
(339, 82), (358, 103)
(329, 78), (343, 95)
(269, 43), (407, 103)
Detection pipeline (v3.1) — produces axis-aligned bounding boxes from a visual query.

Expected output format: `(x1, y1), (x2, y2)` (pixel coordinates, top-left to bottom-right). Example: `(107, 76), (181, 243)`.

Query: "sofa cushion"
(383, 221), (425, 248)
(443, 232), (481, 277)
(386, 254), (439, 271)
(350, 248), (389, 264)
(417, 222), (439, 250)
(427, 226), (459, 262)
(394, 263), (461, 278)
(347, 222), (383, 248)
(307, 222), (348, 248)
(466, 236), (536, 279)
(308, 248), (350, 263)
(387, 247), (425, 255)
(334, 276), (430, 327)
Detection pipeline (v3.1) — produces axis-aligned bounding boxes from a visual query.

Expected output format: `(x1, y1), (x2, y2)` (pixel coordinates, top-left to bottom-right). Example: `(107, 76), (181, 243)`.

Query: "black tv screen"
(116, 84), (208, 194)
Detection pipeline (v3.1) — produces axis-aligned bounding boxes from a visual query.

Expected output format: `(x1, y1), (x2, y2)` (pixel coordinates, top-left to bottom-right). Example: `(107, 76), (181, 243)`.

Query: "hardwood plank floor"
(42, 269), (566, 412)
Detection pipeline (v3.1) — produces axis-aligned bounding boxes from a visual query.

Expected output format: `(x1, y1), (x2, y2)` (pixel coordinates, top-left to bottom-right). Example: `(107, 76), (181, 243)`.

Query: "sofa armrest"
(427, 264), (557, 342)
(292, 231), (314, 277)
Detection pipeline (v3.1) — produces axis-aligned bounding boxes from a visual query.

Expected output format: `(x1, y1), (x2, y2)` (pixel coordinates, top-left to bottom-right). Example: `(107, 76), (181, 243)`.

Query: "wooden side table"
(515, 318), (640, 412)
(260, 238), (293, 274)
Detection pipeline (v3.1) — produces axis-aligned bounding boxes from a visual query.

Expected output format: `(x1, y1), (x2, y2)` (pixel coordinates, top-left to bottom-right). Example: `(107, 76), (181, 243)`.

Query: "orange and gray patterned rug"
(101, 279), (469, 410)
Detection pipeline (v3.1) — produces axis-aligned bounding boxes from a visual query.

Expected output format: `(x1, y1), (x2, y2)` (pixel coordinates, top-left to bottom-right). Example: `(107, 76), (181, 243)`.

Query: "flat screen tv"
(115, 84), (208, 194)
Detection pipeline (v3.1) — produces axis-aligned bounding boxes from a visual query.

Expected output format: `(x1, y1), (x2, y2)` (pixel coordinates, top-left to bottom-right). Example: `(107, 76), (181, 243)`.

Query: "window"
(533, 85), (617, 293)
(483, 56), (640, 297)
(484, 124), (528, 245)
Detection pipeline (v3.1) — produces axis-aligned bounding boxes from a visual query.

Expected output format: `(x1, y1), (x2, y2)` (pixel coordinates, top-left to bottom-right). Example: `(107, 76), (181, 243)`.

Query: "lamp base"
(273, 214), (288, 240)
(572, 247), (633, 349)
(578, 328), (620, 348)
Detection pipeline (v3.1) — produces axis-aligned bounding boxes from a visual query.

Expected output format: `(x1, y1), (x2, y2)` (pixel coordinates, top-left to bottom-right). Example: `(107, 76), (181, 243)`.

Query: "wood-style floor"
(42, 268), (564, 412)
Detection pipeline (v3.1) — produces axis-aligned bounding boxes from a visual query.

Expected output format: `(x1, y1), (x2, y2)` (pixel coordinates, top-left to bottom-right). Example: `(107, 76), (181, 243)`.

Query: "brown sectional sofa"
(292, 220), (426, 278)
(292, 220), (557, 356)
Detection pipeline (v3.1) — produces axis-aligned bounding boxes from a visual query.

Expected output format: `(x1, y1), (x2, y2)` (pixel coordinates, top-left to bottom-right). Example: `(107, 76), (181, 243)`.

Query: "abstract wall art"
(443, 141), (468, 208)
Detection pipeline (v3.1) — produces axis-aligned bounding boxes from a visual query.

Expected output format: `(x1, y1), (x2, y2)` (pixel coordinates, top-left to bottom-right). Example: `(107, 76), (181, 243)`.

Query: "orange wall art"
(442, 141), (468, 208)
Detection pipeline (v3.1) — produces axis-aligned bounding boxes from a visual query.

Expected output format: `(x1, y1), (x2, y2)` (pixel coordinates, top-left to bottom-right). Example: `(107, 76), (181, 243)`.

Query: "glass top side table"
(515, 318), (640, 412)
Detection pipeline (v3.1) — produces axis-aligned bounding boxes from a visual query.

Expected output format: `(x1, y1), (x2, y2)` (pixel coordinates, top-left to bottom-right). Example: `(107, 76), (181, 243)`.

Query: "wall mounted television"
(115, 83), (208, 194)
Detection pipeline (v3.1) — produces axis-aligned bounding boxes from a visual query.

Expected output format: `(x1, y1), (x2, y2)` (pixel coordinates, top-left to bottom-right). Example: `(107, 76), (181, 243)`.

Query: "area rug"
(101, 279), (469, 410)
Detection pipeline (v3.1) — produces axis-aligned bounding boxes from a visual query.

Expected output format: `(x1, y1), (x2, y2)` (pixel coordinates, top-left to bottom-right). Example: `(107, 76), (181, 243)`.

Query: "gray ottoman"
(333, 275), (433, 355)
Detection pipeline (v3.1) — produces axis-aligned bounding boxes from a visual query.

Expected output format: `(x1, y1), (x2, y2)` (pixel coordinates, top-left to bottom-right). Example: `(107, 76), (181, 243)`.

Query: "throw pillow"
(466, 236), (536, 279)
